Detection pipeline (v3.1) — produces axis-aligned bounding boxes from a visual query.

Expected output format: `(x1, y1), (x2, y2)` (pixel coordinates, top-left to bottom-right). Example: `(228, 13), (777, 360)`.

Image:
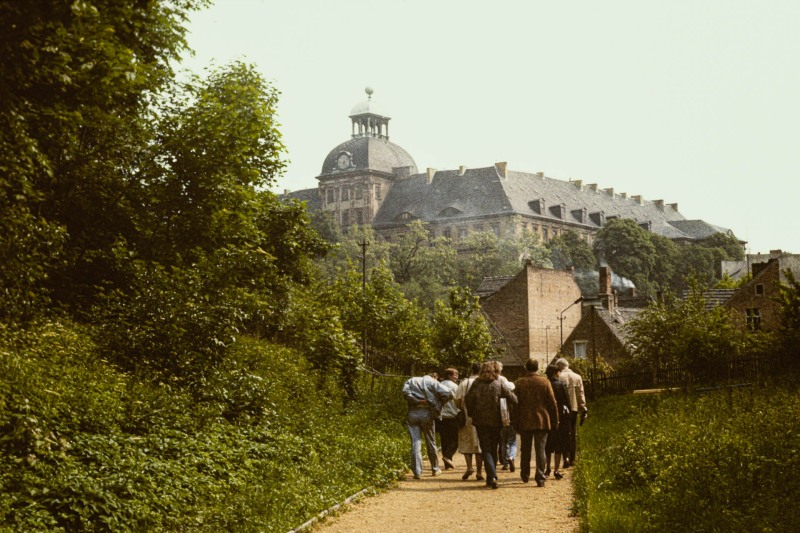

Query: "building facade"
(288, 89), (739, 248)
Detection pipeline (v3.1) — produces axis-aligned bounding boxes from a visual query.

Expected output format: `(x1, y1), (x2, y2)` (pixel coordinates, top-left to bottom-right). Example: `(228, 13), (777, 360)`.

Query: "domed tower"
(317, 88), (417, 229)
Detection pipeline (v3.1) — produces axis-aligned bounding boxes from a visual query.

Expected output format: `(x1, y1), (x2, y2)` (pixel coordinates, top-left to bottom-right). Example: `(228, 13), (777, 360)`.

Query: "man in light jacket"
(402, 374), (454, 479)
(555, 358), (587, 467)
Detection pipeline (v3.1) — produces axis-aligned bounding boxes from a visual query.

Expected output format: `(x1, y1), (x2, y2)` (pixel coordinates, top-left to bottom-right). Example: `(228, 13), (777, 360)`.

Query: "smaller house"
(560, 267), (644, 367)
(478, 261), (583, 377)
(725, 255), (800, 332)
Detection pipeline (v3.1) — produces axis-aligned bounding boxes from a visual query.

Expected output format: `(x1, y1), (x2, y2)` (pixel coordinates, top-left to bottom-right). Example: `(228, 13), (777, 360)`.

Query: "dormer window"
(396, 212), (415, 221)
(438, 207), (463, 218)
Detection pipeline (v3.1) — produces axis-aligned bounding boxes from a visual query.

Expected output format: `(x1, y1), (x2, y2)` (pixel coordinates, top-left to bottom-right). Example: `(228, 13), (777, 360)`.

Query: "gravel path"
(313, 454), (579, 532)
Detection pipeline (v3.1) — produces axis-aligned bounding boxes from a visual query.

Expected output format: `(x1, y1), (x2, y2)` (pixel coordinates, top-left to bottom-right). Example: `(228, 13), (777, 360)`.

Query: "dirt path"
(312, 454), (579, 532)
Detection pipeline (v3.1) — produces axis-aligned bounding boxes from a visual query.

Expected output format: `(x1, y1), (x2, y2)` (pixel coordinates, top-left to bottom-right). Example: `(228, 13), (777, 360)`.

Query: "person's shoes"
(412, 474), (421, 480)
(462, 469), (474, 480)
(544, 468), (551, 477)
(501, 464), (509, 471)
(489, 481), (498, 489)
(562, 461), (570, 469)
(536, 480), (546, 487)
(521, 475), (529, 483)
(476, 473), (484, 481)
(432, 468), (442, 477)
(554, 470), (563, 480)
(509, 459), (515, 473)
(443, 457), (454, 470)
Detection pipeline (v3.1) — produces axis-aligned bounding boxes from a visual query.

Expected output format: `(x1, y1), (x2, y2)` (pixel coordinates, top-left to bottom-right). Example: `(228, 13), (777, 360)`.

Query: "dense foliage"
(0, 321), (407, 531)
(574, 386), (800, 532)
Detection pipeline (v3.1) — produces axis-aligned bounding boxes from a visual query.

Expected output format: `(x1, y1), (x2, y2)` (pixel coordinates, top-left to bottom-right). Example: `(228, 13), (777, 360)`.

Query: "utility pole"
(359, 239), (368, 362)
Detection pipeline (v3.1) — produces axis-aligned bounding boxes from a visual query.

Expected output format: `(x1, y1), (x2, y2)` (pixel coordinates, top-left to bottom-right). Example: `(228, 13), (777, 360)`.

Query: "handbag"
(499, 397), (510, 427)
(455, 409), (467, 428)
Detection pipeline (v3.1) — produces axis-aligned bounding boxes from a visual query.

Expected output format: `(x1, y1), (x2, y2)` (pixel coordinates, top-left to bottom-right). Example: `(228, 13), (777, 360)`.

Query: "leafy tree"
(703, 232), (745, 262)
(547, 230), (596, 271)
(593, 218), (657, 295)
(0, 0), (207, 315)
(430, 287), (495, 369)
(625, 282), (746, 379)
(456, 230), (551, 289)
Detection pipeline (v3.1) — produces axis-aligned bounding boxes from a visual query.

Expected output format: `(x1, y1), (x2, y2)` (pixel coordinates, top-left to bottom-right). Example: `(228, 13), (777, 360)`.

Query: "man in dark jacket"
(465, 361), (517, 489)
(514, 359), (559, 486)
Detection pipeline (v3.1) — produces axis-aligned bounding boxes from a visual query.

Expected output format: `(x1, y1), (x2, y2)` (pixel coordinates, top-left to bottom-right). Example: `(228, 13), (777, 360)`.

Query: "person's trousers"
(566, 411), (578, 464)
(500, 425), (517, 465)
(520, 429), (549, 483)
(438, 417), (459, 461)
(475, 425), (501, 485)
(406, 408), (439, 477)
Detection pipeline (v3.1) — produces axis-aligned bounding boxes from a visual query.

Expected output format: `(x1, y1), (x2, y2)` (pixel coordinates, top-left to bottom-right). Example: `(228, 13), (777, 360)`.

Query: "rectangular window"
(375, 184), (382, 200)
(574, 341), (588, 359)
(355, 187), (363, 200)
(355, 208), (363, 225)
(745, 308), (761, 331)
(443, 227), (451, 240)
(458, 227), (468, 239)
(543, 227), (549, 242)
(492, 224), (501, 237)
(326, 189), (335, 203)
(341, 188), (350, 201)
(755, 284), (764, 296)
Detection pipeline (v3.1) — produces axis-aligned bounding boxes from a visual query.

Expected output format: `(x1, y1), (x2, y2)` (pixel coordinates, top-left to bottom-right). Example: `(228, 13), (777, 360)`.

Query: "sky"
(180, 0), (800, 255)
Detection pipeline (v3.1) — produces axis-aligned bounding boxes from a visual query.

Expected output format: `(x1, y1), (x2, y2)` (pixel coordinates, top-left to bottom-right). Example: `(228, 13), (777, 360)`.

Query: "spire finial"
(365, 86), (374, 100)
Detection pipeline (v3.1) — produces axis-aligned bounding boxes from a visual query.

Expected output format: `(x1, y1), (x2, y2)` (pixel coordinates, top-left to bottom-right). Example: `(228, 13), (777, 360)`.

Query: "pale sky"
(181, 0), (800, 255)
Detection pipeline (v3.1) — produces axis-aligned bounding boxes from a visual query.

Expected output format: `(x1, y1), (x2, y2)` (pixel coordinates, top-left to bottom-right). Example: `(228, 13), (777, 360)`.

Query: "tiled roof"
(667, 219), (734, 240)
(476, 276), (515, 298)
(679, 289), (738, 309)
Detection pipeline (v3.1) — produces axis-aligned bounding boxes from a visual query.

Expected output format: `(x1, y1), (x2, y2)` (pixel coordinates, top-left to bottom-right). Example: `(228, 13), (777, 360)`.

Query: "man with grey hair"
(555, 358), (587, 467)
(402, 373), (454, 479)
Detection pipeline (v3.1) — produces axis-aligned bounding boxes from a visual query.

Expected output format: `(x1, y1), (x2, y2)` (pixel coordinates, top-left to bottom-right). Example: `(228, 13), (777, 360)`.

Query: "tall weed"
(575, 385), (800, 532)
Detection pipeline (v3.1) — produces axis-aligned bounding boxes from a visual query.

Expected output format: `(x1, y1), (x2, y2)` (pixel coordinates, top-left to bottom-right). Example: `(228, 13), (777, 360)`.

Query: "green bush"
(0, 321), (408, 531)
(575, 385), (800, 532)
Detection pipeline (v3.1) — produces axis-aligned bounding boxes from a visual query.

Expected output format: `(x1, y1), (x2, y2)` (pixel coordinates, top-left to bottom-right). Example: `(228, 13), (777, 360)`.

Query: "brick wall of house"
(725, 259), (783, 332)
(561, 308), (629, 367)
(481, 262), (582, 373)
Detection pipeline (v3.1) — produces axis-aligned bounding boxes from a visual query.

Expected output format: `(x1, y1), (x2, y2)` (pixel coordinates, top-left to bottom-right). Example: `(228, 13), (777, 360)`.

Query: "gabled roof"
(667, 219), (734, 241)
(596, 307), (644, 345)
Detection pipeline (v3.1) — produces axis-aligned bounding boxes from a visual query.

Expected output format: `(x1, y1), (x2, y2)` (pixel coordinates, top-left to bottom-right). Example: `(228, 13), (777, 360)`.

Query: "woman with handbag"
(454, 362), (483, 480)
(464, 360), (517, 489)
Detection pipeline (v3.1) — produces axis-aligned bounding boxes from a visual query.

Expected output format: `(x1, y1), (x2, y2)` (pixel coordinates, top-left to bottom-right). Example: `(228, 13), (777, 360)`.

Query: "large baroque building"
(288, 89), (737, 247)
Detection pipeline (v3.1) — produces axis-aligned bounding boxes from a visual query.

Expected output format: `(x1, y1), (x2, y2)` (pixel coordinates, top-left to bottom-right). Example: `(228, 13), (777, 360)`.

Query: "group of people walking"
(402, 358), (587, 489)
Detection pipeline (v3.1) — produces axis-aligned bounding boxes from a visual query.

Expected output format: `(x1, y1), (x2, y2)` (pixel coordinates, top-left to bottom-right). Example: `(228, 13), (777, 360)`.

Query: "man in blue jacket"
(402, 373), (454, 479)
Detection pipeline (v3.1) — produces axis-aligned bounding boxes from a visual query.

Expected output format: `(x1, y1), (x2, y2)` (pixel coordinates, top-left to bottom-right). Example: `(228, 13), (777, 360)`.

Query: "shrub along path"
(312, 454), (579, 532)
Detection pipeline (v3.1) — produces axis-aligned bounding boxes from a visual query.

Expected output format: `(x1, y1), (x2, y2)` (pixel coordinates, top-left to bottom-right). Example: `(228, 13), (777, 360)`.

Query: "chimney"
(653, 199), (664, 211)
(620, 192), (627, 199)
(495, 162), (508, 178)
(752, 261), (770, 278)
(667, 202), (679, 212)
(599, 266), (615, 314)
(458, 165), (467, 176)
(632, 194), (643, 204)
(603, 188), (614, 196)
(587, 183), (598, 192)
(284, 189), (291, 196)
(573, 179), (583, 189)
(536, 171), (544, 178)
(426, 168), (436, 183)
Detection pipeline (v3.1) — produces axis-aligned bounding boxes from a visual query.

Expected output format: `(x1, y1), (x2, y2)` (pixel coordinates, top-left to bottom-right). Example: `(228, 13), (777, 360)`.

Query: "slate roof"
(667, 219), (735, 241)
(371, 165), (732, 241)
(281, 187), (321, 210)
(596, 307), (643, 345)
(318, 137), (417, 177)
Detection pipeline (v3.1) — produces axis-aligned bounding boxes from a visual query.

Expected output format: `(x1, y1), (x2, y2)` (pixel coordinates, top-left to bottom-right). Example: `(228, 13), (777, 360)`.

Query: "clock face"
(337, 153), (350, 169)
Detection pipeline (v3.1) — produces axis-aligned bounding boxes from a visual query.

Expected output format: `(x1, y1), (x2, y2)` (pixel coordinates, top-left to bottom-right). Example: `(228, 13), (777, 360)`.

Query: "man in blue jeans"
(402, 373), (454, 479)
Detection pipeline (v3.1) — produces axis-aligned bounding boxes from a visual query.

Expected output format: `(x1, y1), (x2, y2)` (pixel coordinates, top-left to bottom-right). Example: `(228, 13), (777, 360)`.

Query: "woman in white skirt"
(454, 362), (483, 480)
